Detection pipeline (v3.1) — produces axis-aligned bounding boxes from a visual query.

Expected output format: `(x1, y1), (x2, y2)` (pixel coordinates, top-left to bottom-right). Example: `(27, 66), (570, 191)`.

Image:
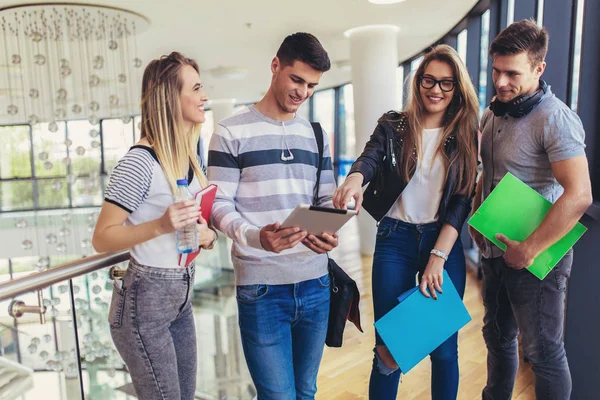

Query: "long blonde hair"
(140, 52), (207, 193)
(394, 45), (479, 195)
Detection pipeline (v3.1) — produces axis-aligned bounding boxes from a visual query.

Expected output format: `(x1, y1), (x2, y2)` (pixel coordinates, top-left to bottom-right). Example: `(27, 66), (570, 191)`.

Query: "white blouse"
(386, 128), (446, 224)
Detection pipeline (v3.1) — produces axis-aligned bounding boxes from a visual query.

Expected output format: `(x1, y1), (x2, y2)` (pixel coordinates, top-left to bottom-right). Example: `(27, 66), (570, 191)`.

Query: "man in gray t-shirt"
(470, 20), (592, 400)
(478, 87), (587, 259)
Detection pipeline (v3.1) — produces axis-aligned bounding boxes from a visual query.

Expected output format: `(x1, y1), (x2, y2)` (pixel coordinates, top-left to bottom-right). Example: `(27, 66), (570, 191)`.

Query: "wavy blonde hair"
(390, 45), (479, 195)
(140, 52), (207, 193)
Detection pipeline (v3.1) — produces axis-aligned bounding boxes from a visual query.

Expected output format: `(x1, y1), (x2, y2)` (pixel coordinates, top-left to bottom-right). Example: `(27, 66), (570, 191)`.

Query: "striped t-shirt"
(104, 145), (202, 268)
(207, 106), (336, 285)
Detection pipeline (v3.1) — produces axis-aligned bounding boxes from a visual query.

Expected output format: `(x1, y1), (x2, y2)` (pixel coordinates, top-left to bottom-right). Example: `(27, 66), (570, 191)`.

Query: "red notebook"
(178, 184), (218, 267)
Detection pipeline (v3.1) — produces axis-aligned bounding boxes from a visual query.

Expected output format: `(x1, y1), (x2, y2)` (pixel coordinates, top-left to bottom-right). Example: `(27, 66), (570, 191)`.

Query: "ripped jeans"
(369, 218), (466, 400)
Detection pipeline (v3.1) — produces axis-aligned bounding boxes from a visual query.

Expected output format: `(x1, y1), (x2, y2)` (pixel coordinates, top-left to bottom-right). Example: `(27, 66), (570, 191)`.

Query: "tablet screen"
(280, 204), (357, 235)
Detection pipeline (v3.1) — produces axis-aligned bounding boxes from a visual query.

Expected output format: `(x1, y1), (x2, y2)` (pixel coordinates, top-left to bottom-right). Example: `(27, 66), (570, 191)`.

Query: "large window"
(405, 55), (424, 103)
(457, 29), (468, 64)
(0, 116), (148, 211)
(0, 125), (31, 179)
(102, 118), (135, 174)
(570, 0), (586, 111)
(507, 0), (515, 25)
(537, 0), (545, 25)
(410, 55), (424, 72)
(312, 89), (336, 155)
(32, 122), (68, 179)
(68, 120), (103, 207)
(479, 10), (491, 116)
(338, 84), (356, 181)
(0, 126), (33, 211)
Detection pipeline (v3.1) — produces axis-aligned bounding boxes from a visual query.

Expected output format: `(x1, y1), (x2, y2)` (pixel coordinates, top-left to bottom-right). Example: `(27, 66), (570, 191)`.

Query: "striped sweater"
(207, 106), (336, 285)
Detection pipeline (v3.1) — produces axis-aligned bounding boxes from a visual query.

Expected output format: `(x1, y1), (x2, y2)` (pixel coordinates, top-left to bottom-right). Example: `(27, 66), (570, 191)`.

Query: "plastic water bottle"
(174, 179), (198, 254)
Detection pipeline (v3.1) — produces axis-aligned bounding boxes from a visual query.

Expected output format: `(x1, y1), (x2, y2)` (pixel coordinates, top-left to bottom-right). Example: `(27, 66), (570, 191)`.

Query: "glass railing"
(0, 208), (255, 400)
(1, 207), (362, 399)
(0, 248), (129, 400)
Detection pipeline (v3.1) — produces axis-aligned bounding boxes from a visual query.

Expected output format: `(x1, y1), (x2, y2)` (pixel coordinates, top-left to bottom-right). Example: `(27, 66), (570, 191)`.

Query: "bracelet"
(430, 249), (448, 261)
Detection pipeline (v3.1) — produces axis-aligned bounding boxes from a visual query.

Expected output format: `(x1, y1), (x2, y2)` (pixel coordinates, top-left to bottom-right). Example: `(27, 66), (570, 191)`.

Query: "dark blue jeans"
(481, 251), (573, 400)
(369, 217), (466, 400)
(236, 274), (330, 400)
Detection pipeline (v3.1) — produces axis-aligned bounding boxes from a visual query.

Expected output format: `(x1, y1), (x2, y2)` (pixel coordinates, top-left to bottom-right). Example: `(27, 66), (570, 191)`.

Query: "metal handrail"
(0, 250), (130, 301)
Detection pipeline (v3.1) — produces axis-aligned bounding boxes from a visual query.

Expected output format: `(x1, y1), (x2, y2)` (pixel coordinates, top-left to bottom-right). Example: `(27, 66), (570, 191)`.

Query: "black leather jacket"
(348, 111), (476, 233)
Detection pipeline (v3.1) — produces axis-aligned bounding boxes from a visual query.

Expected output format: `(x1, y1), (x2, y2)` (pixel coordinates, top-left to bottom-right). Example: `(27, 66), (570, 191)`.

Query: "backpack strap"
(311, 122), (324, 205)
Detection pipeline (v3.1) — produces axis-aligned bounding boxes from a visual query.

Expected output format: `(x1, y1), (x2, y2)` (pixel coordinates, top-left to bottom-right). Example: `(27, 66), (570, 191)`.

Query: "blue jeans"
(109, 258), (197, 400)
(236, 274), (330, 400)
(369, 217), (466, 400)
(481, 251), (573, 400)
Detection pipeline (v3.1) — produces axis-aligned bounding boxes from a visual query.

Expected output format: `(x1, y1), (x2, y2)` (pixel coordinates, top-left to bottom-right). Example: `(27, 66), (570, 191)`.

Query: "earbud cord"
(281, 122), (294, 161)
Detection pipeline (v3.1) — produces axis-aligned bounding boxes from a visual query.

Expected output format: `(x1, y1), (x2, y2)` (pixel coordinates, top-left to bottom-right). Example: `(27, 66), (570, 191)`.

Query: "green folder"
(468, 172), (587, 280)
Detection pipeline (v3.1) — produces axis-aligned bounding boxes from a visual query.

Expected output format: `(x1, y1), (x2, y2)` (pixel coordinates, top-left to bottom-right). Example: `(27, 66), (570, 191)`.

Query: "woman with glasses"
(333, 45), (479, 399)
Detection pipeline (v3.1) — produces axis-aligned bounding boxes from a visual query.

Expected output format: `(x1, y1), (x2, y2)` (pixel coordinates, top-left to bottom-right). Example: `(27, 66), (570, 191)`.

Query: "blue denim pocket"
(236, 284), (269, 303)
(376, 224), (391, 239)
(317, 273), (330, 287)
(108, 281), (126, 328)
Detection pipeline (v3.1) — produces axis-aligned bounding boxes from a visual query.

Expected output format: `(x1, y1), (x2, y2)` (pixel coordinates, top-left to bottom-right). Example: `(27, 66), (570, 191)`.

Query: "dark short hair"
(276, 32), (331, 72)
(489, 19), (549, 66)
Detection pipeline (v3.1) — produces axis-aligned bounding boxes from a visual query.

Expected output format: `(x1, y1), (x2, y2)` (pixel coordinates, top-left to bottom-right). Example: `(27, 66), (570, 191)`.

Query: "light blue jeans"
(109, 258), (197, 400)
(236, 274), (330, 399)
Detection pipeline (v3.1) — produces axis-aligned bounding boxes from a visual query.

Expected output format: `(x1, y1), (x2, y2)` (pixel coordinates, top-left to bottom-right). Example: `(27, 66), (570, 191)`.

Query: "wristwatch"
(430, 248), (448, 261)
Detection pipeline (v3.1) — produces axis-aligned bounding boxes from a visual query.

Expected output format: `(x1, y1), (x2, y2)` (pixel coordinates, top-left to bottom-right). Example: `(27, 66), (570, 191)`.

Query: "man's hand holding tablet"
(279, 204), (356, 253)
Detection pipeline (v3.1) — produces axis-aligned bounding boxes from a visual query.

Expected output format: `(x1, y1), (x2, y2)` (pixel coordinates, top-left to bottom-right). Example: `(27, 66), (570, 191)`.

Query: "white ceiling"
(0, 0), (478, 110)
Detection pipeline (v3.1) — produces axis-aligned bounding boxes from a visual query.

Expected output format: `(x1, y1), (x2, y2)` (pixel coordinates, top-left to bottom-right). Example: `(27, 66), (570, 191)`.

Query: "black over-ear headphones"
(489, 79), (548, 118)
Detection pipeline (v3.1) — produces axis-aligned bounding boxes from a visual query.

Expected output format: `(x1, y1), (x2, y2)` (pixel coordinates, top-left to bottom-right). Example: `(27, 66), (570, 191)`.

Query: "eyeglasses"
(419, 75), (457, 92)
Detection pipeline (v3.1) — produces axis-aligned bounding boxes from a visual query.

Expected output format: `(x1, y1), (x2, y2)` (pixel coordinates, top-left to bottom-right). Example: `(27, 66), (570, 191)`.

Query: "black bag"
(311, 122), (363, 348)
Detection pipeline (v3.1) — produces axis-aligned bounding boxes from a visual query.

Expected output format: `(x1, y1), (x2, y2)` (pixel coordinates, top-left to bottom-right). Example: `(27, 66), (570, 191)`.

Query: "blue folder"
(374, 270), (471, 373)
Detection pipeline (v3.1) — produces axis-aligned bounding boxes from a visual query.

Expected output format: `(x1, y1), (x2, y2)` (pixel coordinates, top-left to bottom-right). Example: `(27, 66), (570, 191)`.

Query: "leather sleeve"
(444, 194), (473, 233)
(347, 121), (388, 185)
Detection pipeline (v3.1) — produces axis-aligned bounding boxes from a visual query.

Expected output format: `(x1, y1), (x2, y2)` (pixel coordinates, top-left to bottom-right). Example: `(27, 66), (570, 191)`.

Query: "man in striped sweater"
(208, 33), (337, 399)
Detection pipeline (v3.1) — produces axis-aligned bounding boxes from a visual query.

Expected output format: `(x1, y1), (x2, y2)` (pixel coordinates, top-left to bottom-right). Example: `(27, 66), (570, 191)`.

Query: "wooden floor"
(316, 251), (535, 399)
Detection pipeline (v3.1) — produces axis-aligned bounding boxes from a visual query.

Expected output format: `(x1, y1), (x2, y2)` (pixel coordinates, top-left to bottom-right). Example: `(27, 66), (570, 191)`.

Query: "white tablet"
(280, 204), (357, 236)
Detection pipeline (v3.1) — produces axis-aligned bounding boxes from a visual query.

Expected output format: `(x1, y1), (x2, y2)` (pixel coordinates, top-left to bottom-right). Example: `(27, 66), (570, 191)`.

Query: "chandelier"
(0, 3), (149, 127)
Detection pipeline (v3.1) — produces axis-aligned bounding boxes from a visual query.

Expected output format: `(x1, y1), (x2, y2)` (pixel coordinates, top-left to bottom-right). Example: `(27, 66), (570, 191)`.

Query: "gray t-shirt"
(479, 86), (586, 258)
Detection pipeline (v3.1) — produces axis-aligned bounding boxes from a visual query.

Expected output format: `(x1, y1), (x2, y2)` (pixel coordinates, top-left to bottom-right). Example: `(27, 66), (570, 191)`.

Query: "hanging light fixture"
(0, 3), (150, 126)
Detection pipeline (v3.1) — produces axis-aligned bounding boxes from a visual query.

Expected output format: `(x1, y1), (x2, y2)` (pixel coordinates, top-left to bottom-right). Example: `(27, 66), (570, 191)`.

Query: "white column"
(346, 25), (399, 256)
